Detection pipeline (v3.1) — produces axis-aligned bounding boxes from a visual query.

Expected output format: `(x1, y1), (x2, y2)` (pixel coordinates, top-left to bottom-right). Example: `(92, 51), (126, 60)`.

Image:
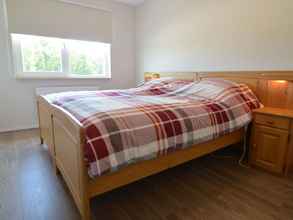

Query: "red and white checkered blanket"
(46, 78), (261, 177)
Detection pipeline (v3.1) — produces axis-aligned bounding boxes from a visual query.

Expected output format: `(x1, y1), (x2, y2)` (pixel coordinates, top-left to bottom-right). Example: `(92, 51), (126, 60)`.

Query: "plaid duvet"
(45, 78), (261, 178)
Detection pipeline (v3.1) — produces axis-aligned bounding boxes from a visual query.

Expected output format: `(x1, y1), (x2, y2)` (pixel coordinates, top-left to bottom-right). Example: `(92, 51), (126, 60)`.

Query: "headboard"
(144, 72), (197, 81)
(144, 71), (293, 110)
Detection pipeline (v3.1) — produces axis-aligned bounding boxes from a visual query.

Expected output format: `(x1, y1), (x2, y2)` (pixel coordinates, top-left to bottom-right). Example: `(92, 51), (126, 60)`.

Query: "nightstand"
(250, 107), (293, 175)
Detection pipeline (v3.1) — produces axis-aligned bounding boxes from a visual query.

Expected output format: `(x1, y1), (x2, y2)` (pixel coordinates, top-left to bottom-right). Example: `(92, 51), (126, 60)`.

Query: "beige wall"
(0, 0), (136, 132)
(136, 0), (293, 83)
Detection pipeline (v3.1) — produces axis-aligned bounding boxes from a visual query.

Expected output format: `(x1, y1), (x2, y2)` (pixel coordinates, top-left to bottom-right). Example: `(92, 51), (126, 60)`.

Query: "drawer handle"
(266, 121), (274, 125)
(253, 143), (257, 149)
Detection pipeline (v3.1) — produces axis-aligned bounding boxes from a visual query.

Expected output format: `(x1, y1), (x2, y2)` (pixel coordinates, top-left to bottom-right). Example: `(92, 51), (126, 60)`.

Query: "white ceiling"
(114, 0), (145, 6)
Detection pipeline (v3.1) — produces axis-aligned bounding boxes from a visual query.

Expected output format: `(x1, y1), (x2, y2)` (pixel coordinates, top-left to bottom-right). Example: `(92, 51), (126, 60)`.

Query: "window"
(11, 34), (111, 79)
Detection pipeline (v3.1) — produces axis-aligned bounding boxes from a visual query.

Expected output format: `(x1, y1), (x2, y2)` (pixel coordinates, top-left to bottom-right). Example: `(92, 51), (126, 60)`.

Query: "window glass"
(11, 34), (111, 79)
(67, 39), (111, 75)
(20, 35), (62, 72)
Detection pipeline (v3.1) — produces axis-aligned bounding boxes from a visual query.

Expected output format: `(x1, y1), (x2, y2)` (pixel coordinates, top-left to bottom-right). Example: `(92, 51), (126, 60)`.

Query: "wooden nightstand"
(250, 107), (293, 175)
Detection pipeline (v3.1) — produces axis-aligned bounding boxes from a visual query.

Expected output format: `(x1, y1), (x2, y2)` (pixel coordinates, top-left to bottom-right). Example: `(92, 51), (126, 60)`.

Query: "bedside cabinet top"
(253, 107), (293, 119)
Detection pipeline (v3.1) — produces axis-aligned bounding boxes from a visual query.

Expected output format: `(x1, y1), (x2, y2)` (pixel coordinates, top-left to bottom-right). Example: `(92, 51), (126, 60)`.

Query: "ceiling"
(114, 0), (145, 6)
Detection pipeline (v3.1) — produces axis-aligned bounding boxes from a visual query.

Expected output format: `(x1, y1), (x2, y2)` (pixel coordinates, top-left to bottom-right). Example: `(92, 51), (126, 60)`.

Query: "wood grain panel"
(53, 116), (83, 214)
(145, 71), (293, 109)
(286, 83), (293, 109)
(37, 97), (54, 158)
(267, 80), (289, 108)
(255, 114), (290, 130)
(88, 129), (243, 198)
(286, 122), (293, 175)
(144, 72), (197, 81)
(51, 105), (90, 220)
(197, 71), (293, 109)
(251, 125), (288, 173)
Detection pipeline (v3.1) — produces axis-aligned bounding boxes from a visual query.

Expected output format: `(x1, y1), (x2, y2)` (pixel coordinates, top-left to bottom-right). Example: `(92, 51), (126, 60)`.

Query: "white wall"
(136, 0), (293, 83)
(0, 0), (136, 132)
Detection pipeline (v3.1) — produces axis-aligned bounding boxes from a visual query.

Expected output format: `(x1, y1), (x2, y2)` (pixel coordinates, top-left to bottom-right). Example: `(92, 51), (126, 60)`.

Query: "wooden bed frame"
(37, 71), (293, 220)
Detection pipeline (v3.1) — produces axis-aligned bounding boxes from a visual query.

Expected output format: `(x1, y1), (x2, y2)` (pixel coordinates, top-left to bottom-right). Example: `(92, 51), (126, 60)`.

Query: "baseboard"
(0, 125), (39, 134)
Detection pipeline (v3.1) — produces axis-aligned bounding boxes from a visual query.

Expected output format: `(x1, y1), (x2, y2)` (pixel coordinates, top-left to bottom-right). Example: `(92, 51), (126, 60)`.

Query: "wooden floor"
(0, 129), (292, 220)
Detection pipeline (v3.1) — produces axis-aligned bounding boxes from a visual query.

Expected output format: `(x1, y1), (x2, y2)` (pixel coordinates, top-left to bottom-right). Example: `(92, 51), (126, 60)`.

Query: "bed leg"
(37, 100), (44, 145)
(52, 158), (61, 176)
(54, 165), (61, 176)
(81, 197), (91, 220)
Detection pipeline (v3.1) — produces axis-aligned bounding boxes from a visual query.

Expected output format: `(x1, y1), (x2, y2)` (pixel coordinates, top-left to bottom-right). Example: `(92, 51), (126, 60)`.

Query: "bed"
(37, 71), (284, 220)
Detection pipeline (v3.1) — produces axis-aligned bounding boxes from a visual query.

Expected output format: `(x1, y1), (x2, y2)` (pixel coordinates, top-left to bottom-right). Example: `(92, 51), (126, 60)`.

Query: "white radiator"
(35, 86), (99, 95)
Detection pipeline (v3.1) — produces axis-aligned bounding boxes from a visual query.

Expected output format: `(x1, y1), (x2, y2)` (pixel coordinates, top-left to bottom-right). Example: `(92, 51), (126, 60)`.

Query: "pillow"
(135, 77), (194, 95)
(141, 77), (193, 88)
(187, 78), (252, 100)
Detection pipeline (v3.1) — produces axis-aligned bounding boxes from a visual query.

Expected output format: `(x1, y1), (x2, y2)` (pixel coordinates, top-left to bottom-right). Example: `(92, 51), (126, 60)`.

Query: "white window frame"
(11, 34), (112, 79)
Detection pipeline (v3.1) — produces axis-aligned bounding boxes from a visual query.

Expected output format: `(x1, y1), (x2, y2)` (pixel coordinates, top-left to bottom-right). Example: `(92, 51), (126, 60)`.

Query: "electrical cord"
(238, 124), (250, 168)
(211, 124), (251, 169)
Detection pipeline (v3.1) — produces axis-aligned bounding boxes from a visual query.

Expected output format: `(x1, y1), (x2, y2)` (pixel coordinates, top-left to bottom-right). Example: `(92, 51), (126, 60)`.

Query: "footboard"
(51, 106), (90, 220)
(37, 96), (54, 158)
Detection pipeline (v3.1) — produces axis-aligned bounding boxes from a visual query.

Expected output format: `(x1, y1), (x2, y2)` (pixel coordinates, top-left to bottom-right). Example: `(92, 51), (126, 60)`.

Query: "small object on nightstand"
(250, 107), (293, 176)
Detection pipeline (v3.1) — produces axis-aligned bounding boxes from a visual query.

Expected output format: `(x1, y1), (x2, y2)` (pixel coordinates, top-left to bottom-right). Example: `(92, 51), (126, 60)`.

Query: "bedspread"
(45, 78), (261, 177)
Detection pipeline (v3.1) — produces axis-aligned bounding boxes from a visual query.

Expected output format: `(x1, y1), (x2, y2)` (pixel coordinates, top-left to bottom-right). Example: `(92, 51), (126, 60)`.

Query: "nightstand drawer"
(255, 114), (290, 130)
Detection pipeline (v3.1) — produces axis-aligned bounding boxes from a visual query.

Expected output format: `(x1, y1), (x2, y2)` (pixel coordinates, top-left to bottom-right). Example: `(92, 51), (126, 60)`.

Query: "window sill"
(15, 73), (112, 80)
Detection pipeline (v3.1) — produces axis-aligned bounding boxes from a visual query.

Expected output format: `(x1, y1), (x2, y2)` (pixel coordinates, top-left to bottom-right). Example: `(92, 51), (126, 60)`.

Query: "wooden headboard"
(144, 71), (293, 110)
(144, 72), (197, 81)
